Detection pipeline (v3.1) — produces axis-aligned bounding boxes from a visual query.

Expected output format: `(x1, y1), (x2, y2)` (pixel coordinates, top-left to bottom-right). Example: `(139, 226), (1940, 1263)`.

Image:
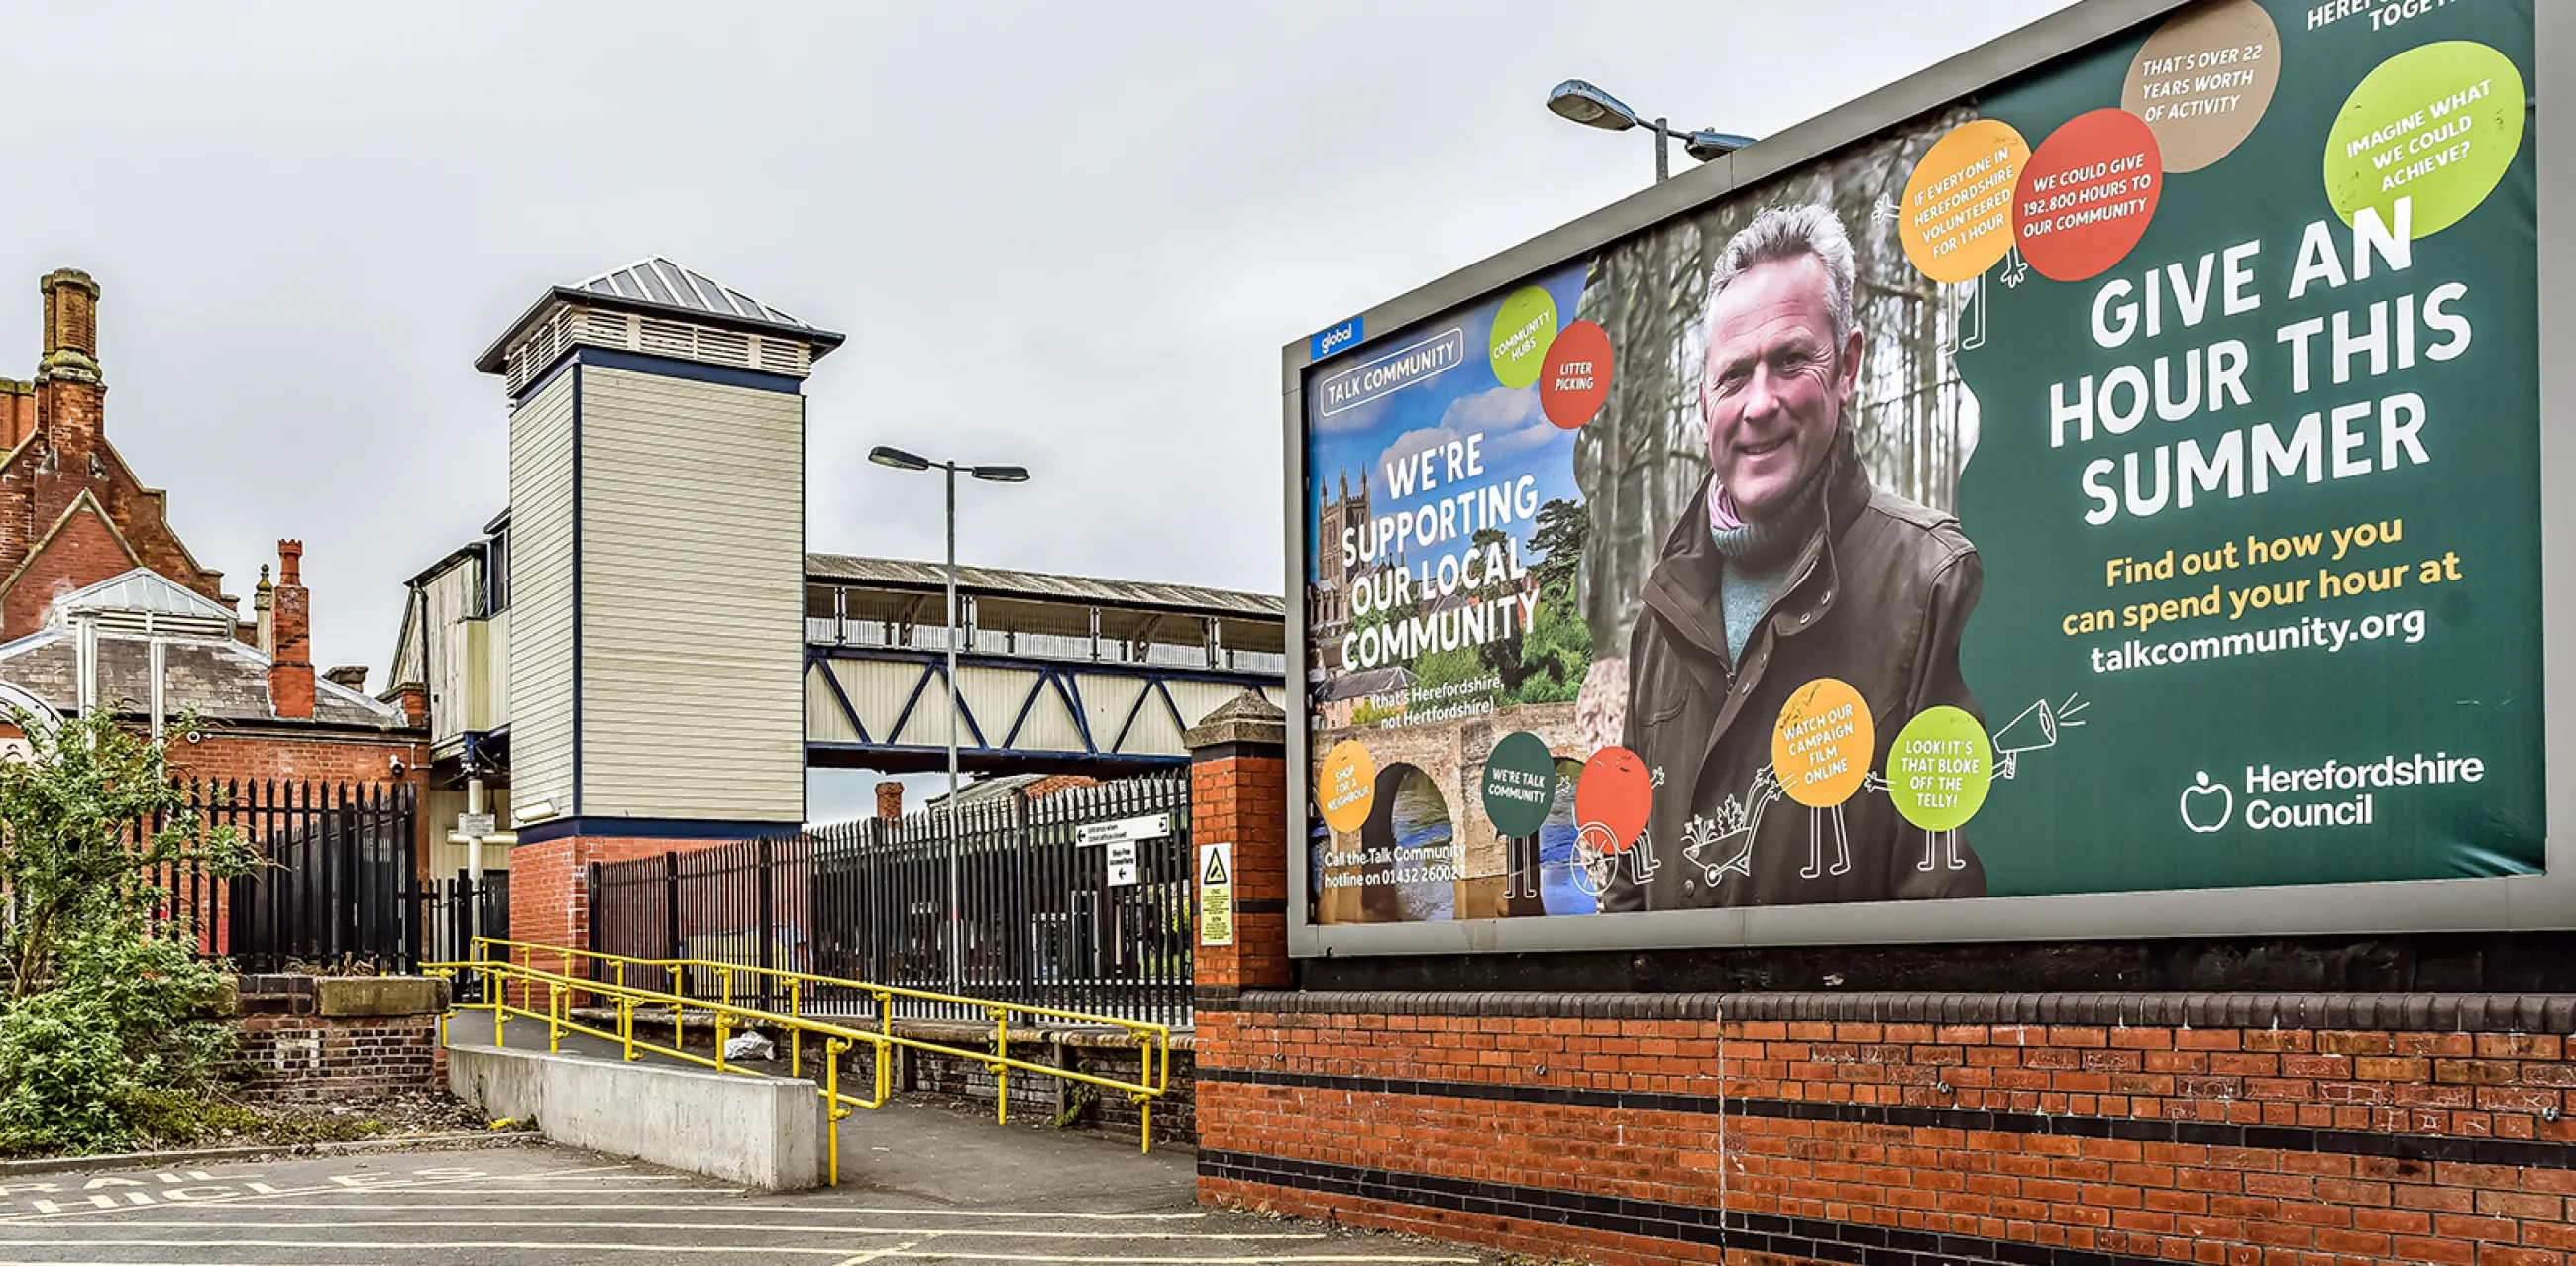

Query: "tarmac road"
(0, 1103), (1504, 1266)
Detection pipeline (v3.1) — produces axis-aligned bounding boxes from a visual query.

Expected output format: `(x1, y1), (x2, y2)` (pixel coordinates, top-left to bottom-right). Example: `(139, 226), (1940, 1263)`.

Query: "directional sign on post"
(1077, 814), (1171, 847)
(1198, 842), (1234, 946)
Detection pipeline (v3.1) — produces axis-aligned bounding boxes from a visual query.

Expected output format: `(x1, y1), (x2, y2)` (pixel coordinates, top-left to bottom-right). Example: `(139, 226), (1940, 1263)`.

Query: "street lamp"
(1545, 78), (1755, 183)
(865, 445), (1029, 995)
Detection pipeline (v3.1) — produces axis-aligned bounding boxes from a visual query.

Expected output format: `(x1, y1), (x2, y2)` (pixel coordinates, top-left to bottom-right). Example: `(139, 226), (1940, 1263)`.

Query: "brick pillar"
(268, 542), (313, 719)
(875, 780), (904, 819)
(1184, 691), (1291, 1008)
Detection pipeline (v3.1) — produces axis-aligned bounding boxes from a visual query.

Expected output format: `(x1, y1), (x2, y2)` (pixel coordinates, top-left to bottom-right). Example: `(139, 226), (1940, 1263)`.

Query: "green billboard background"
(1956, 0), (2541, 895)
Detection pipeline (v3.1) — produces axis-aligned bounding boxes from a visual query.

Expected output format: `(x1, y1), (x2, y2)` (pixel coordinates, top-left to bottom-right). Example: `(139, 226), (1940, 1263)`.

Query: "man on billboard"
(1601, 204), (1987, 910)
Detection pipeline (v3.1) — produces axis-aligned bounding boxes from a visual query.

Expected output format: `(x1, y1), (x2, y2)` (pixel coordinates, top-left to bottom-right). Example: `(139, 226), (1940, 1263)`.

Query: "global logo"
(2180, 770), (2231, 834)
(1310, 316), (1363, 362)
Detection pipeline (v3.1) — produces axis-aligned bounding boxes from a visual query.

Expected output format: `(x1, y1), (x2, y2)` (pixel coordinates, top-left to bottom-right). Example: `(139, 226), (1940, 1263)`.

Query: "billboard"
(1287, 0), (2563, 954)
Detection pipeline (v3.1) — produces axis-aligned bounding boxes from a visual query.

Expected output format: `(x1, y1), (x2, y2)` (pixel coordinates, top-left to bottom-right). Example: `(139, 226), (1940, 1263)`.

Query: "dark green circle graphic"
(1480, 731), (1559, 838)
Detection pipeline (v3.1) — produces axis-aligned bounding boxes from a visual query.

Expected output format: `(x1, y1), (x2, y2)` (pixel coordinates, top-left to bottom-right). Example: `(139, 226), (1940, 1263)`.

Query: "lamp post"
(1545, 79), (1754, 183)
(866, 445), (1031, 995)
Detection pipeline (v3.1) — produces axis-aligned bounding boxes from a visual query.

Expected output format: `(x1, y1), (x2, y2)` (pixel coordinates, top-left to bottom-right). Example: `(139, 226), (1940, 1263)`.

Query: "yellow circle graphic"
(1318, 739), (1378, 832)
(1771, 678), (1874, 809)
(1899, 118), (2031, 284)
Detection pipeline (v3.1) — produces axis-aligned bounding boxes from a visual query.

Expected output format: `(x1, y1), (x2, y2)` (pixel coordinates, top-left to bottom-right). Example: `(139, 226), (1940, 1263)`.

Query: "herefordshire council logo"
(2180, 771), (2231, 833)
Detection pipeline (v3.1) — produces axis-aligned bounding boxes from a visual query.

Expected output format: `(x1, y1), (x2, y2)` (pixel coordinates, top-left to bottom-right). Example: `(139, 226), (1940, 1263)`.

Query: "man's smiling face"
(1699, 253), (1863, 520)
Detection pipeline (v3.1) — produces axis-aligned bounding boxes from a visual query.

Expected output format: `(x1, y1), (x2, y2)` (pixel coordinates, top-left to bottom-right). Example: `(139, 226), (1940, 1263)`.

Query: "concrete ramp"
(447, 1043), (826, 1190)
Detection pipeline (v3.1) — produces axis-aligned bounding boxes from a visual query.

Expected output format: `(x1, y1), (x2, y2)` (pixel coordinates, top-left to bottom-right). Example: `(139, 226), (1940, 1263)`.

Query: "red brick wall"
(1197, 996), (2576, 1266)
(1185, 729), (2576, 1266)
(0, 504), (135, 633)
(501, 834), (733, 1002)
(174, 733), (422, 786)
(234, 1011), (445, 1103)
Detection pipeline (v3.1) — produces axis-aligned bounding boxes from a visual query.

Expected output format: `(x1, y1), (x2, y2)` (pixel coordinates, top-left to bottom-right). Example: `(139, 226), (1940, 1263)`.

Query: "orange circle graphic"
(1771, 678), (1874, 808)
(1900, 119), (2032, 284)
(1317, 739), (1378, 832)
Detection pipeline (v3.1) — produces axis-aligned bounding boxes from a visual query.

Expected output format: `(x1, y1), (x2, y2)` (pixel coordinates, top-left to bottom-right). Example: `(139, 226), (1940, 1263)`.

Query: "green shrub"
(0, 930), (237, 1155)
(0, 710), (251, 1156)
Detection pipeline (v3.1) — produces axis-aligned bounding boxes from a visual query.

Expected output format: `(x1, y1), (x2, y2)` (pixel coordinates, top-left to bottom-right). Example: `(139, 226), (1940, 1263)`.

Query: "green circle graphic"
(1488, 286), (1558, 390)
(1479, 731), (1558, 838)
(2324, 41), (2525, 236)
(1887, 706), (1993, 832)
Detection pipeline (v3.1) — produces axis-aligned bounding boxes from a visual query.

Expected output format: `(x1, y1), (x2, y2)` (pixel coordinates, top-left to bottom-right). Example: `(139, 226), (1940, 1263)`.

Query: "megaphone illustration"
(1991, 694), (2087, 779)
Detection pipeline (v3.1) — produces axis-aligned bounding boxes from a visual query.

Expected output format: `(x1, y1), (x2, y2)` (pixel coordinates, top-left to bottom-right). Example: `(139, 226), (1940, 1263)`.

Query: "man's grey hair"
(1708, 203), (1858, 345)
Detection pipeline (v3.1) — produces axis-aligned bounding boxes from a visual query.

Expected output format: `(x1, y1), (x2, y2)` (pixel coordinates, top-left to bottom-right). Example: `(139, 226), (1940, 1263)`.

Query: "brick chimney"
(33, 269), (103, 477)
(268, 541), (313, 720)
(0, 379), (30, 450)
(392, 683), (429, 730)
(876, 780), (904, 819)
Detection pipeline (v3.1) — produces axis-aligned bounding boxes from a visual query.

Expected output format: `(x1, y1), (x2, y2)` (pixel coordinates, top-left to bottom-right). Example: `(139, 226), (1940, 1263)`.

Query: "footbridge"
(802, 556), (1288, 777)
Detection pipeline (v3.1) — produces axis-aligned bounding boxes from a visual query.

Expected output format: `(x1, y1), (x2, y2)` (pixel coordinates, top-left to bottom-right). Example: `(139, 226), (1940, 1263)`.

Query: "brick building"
(0, 268), (422, 784)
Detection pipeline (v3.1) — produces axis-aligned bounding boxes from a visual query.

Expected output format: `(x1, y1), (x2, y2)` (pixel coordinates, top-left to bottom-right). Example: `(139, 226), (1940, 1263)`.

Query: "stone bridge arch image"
(1314, 700), (1583, 924)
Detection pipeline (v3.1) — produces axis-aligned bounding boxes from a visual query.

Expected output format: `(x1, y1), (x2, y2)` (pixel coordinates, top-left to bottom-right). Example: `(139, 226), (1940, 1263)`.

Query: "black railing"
(589, 772), (1193, 1026)
(149, 780), (426, 974)
(419, 869), (510, 997)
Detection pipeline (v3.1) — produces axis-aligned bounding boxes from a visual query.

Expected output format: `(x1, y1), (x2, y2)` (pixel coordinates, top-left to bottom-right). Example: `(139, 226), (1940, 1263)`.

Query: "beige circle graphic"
(1318, 739), (1378, 832)
(2120, 0), (2281, 174)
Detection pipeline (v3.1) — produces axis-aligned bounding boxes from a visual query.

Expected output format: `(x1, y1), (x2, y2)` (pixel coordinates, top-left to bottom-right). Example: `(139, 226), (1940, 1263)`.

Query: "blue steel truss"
(803, 644), (1282, 776)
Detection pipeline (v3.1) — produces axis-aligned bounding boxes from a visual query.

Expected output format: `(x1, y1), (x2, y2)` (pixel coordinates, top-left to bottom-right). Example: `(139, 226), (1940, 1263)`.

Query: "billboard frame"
(1281, 0), (2575, 959)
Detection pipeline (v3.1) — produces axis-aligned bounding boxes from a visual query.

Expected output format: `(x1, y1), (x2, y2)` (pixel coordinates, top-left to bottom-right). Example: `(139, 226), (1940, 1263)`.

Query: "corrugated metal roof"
(805, 554), (1282, 619)
(574, 258), (813, 330)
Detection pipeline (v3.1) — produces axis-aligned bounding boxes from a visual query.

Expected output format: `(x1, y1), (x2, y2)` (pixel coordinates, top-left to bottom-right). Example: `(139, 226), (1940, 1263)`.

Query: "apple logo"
(2180, 771), (2232, 834)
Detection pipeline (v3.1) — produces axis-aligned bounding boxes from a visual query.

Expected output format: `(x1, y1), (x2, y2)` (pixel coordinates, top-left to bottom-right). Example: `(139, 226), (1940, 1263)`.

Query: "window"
(484, 525), (511, 615)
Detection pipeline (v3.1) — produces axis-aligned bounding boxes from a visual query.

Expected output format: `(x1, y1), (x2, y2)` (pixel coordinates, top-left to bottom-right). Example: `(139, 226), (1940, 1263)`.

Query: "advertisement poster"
(1299, 0), (2539, 929)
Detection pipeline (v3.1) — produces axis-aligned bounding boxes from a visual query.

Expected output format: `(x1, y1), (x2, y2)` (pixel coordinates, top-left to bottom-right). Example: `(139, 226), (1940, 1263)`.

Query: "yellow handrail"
(430, 935), (1171, 1160)
(422, 958), (889, 1185)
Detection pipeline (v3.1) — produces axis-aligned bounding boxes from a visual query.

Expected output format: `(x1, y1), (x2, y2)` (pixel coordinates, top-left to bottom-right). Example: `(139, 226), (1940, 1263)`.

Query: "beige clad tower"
(476, 259), (844, 840)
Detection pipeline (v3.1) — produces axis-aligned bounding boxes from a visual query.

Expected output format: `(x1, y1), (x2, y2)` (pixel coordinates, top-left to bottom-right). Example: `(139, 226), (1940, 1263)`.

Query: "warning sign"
(1198, 841), (1234, 946)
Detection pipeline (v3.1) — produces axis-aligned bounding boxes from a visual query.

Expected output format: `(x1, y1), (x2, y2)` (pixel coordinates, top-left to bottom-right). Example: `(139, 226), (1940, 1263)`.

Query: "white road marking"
(59, 1201), (1211, 1220)
(0, 1246), (1474, 1264)
(0, 1219), (1325, 1241)
(0, 1164), (650, 1224)
(828, 1242), (927, 1265)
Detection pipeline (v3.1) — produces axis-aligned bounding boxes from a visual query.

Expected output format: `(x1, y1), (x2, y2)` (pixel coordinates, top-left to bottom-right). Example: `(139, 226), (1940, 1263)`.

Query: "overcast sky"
(0, 0), (2077, 816)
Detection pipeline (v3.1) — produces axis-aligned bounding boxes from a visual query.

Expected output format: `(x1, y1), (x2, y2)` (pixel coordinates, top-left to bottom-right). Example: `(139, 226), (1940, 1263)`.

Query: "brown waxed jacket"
(1598, 445), (1988, 911)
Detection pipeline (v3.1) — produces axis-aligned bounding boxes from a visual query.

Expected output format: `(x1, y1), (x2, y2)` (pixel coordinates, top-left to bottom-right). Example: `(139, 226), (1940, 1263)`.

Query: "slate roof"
(0, 570), (407, 730)
(0, 632), (407, 729)
(1313, 665), (1413, 703)
(805, 554), (1283, 619)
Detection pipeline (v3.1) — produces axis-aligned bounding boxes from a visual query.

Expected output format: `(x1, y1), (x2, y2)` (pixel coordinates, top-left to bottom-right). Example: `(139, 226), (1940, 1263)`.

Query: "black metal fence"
(589, 772), (1193, 1025)
(148, 780), (429, 974)
(420, 869), (510, 982)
